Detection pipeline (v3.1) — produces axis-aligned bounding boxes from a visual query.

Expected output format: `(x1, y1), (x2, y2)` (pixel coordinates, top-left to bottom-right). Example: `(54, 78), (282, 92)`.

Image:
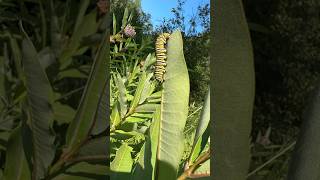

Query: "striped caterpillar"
(155, 33), (171, 83)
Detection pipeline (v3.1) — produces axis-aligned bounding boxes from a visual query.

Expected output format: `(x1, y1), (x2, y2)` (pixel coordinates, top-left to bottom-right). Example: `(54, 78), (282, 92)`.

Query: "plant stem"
(48, 137), (90, 176)
(177, 150), (211, 180)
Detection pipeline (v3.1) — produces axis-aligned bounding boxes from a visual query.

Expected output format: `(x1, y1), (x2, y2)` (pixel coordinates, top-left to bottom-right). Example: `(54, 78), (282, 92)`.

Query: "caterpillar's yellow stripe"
(155, 33), (170, 82)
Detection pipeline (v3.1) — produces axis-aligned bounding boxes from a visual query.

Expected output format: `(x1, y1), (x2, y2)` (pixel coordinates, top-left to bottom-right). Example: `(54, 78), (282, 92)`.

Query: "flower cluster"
(124, 24), (136, 38)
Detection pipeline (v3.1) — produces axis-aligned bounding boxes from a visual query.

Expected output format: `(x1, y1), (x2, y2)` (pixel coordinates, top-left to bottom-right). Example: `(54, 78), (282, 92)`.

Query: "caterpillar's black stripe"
(155, 33), (170, 82)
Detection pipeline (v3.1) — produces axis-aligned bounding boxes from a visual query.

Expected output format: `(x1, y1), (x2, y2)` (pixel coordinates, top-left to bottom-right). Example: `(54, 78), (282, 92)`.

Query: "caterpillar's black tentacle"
(155, 33), (170, 82)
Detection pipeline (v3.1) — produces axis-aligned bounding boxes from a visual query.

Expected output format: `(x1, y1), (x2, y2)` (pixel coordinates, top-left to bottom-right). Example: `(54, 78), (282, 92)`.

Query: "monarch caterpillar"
(155, 33), (171, 82)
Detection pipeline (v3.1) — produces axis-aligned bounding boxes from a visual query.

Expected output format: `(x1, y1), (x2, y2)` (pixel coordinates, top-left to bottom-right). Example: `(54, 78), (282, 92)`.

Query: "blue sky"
(141, 0), (209, 32)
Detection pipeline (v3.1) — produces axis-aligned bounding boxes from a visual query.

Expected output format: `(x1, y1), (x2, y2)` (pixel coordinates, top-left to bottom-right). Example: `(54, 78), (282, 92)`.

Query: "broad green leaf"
(212, 0), (255, 179)
(156, 30), (190, 180)
(3, 126), (31, 180)
(21, 27), (56, 179)
(110, 143), (133, 179)
(53, 102), (76, 125)
(66, 29), (108, 150)
(287, 85), (320, 180)
(132, 107), (160, 180)
(189, 89), (210, 164)
(52, 162), (108, 180)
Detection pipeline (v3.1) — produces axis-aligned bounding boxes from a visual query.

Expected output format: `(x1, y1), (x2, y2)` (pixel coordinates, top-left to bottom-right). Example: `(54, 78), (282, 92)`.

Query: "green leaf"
(65, 29), (108, 150)
(0, 55), (5, 112)
(135, 104), (159, 113)
(139, 74), (154, 104)
(111, 101), (121, 129)
(3, 126), (31, 180)
(113, 13), (117, 35)
(21, 25), (56, 179)
(287, 85), (320, 180)
(189, 89), (210, 164)
(0, 131), (10, 151)
(52, 162), (108, 180)
(78, 136), (109, 163)
(142, 53), (156, 71)
(156, 30), (190, 180)
(73, 0), (90, 34)
(110, 143), (133, 179)
(128, 72), (147, 114)
(53, 102), (76, 125)
(91, 80), (109, 135)
(212, 0), (255, 179)
(58, 68), (88, 79)
(59, 10), (100, 69)
(115, 72), (128, 118)
(121, 8), (129, 30)
(132, 107), (160, 180)
(8, 33), (23, 80)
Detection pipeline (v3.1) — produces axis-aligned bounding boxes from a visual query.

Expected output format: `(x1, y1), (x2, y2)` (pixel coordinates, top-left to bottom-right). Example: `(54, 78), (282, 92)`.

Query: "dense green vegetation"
(0, 0), (108, 179)
(109, 0), (210, 179)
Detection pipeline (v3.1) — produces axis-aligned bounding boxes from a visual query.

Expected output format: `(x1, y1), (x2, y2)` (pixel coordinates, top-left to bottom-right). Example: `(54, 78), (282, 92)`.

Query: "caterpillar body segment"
(155, 33), (171, 83)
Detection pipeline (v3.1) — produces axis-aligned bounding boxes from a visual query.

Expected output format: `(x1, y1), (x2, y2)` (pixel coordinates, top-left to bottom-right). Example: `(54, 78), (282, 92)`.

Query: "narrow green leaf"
(129, 72), (147, 113)
(73, 0), (90, 34)
(135, 104), (159, 113)
(49, 0), (63, 56)
(111, 101), (121, 129)
(156, 30), (190, 180)
(113, 13), (117, 35)
(212, 0), (255, 179)
(0, 55), (5, 111)
(139, 74), (153, 104)
(189, 89), (210, 164)
(60, 10), (99, 69)
(3, 126), (31, 180)
(66, 29), (108, 150)
(116, 73), (128, 118)
(21, 25), (56, 179)
(121, 8), (129, 30)
(91, 80), (109, 135)
(110, 143), (133, 179)
(58, 68), (88, 79)
(8, 33), (23, 80)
